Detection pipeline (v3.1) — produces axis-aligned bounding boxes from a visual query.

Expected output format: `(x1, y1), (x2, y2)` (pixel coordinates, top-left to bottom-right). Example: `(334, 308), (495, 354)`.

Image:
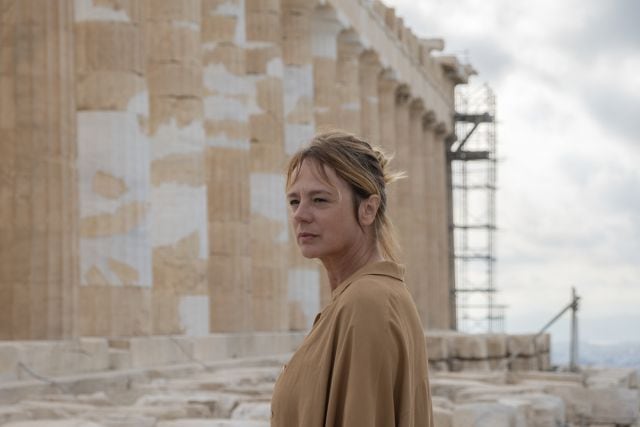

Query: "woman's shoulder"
(336, 269), (406, 319)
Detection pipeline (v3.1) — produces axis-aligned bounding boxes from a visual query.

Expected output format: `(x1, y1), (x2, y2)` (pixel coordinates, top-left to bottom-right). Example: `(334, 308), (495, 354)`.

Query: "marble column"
(0, 0), (78, 339)
(146, 0), (208, 336)
(359, 50), (382, 147)
(377, 69), (398, 158)
(408, 101), (431, 327)
(202, 0), (252, 332)
(429, 121), (453, 329)
(393, 85), (412, 280)
(311, 5), (342, 131)
(282, 0), (321, 331)
(336, 30), (363, 134)
(246, 0), (289, 331)
(74, 0), (152, 336)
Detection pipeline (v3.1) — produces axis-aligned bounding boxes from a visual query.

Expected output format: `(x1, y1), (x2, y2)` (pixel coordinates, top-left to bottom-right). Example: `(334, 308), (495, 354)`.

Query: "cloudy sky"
(385, 0), (640, 345)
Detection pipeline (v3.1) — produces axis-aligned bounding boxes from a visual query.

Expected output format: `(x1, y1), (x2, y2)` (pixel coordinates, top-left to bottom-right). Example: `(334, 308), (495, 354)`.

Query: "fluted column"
(282, 0), (321, 331)
(428, 121), (452, 329)
(359, 50), (382, 146)
(146, 0), (208, 336)
(202, 0), (252, 332)
(75, 0), (151, 336)
(422, 114), (440, 329)
(377, 70), (398, 155)
(246, 0), (289, 331)
(393, 85), (412, 269)
(0, 0), (78, 339)
(336, 30), (363, 134)
(311, 5), (342, 130)
(407, 101), (430, 327)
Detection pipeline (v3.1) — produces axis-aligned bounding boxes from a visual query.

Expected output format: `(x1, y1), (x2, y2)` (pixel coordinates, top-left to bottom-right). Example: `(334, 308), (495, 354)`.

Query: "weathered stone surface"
(0, 406), (30, 424)
(430, 378), (489, 401)
(497, 393), (565, 427)
(426, 333), (450, 361)
(433, 406), (452, 427)
(508, 335), (536, 357)
(158, 421), (269, 427)
(483, 334), (508, 358)
(452, 402), (524, 427)
(449, 335), (489, 359)
(585, 367), (638, 389)
(230, 402), (271, 420)
(453, 384), (546, 404)
(3, 421), (102, 427)
(532, 381), (592, 423)
(588, 387), (639, 425)
(0, 343), (20, 382)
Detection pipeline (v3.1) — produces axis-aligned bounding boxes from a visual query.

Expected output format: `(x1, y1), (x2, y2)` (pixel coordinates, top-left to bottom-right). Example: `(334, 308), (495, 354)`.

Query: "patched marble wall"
(0, 0), (473, 339)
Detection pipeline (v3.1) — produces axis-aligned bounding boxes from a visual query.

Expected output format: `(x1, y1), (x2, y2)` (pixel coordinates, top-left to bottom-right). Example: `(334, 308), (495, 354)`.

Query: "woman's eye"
(313, 198), (327, 203)
(288, 199), (299, 207)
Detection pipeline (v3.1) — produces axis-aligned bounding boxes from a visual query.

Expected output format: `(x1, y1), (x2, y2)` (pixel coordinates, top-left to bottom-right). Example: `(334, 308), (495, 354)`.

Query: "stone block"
(231, 402), (271, 420)
(434, 407), (452, 427)
(136, 391), (244, 418)
(538, 382), (592, 423)
(585, 367), (638, 389)
(454, 384), (546, 404)
(538, 352), (551, 371)
(95, 415), (155, 427)
(460, 360), (491, 372)
(508, 335), (536, 357)
(191, 335), (234, 361)
(452, 402), (524, 427)
(17, 338), (109, 379)
(2, 421), (103, 427)
(489, 358), (509, 371)
(449, 334), (489, 359)
(0, 343), (20, 382)
(157, 421), (270, 427)
(588, 387), (639, 425)
(497, 393), (565, 427)
(0, 406), (29, 425)
(108, 349), (131, 370)
(510, 371), (583, 384)
(436, 371), (507, 385)
(128, 336), (194, 368)
(429, 378), (489, 401)
(535, 334), (551, 353)
(432, 396), (455, 411)
(429, 361), (449, 373)
(426, 333), (450, 360)
(482, 334), (508, 358)
(510, 356), (539, 372)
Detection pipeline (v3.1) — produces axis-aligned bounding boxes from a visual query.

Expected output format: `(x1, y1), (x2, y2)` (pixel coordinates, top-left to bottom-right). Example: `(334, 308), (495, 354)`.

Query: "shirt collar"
(330, 260), (405, 301)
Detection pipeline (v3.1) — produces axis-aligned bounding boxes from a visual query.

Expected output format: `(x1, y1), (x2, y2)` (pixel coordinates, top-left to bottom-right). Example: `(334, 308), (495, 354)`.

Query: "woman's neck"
(321, 242), (384, 291)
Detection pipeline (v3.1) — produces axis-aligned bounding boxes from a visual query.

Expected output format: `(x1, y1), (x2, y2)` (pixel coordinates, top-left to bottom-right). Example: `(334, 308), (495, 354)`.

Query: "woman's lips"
(297, 232), (317, 243)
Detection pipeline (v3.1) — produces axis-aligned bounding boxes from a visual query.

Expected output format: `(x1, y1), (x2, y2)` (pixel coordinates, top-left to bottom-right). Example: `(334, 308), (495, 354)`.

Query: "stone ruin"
(1, 332), (638, 426)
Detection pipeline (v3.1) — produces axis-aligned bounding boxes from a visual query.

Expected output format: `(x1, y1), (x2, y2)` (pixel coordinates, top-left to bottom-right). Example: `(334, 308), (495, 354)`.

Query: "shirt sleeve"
(324, 289), (401, 427)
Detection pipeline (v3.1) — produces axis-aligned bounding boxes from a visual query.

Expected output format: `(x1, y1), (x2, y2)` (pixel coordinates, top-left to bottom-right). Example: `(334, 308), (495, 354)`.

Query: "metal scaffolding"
(451, 83), (504, 333)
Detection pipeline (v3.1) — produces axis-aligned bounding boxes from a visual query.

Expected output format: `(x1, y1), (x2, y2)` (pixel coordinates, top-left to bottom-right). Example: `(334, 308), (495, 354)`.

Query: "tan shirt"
(271, 261), (434, 427)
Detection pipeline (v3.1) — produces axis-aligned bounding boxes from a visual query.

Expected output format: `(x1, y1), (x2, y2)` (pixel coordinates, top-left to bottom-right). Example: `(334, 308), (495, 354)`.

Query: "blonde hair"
(286, 131), (405, 262)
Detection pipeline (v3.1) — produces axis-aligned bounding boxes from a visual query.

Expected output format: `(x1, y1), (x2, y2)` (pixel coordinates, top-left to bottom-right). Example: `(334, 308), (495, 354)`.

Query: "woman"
(271, 132), (433, 427)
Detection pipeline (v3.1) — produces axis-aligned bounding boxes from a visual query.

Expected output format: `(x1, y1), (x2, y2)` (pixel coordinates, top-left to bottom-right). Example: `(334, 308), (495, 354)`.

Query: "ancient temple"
(0, 0), (473, 340)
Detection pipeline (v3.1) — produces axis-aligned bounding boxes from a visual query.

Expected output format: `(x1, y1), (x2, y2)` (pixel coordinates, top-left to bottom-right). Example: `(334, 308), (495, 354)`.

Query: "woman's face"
(286, 159), (364, 261)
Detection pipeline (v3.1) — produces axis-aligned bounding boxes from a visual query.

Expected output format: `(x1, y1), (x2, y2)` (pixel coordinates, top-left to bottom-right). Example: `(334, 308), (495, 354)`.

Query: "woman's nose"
(293, 200), (312, 223)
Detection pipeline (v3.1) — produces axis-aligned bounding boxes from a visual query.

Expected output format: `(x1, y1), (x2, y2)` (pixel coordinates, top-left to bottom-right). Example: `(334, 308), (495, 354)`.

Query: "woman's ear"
(358, 194), (381, 227)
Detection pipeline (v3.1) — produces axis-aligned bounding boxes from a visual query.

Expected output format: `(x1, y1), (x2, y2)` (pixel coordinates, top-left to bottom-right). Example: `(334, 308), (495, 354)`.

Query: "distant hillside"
(552, 341), (640, 369)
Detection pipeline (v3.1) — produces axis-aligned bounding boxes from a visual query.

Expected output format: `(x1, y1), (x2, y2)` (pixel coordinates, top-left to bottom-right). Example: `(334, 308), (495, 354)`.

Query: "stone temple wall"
(0, 0), (474, 340)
